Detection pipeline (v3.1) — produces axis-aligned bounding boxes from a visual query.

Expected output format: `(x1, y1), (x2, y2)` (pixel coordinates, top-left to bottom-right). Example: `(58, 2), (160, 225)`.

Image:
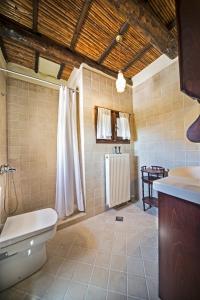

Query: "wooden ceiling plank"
(97, 21), (129, 64)
(122, 43), (153, 72)
(34, 50), (39, 73)
(167, 19), (176, 31)
(32, 0), (39, 32)
(70, 0), (92, 50)
(0, 15), (132, 85)
(57, 63), (65, 79)
(107, 0), (177, 59)
(0, 37), (8, 62)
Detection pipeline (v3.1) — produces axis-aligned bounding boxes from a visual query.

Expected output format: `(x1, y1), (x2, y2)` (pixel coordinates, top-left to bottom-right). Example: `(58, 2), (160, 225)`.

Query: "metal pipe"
(0, 67), (79, 92)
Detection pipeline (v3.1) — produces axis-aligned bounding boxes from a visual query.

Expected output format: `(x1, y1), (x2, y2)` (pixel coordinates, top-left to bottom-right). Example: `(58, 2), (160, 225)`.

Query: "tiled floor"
(0, 203), (159, 300)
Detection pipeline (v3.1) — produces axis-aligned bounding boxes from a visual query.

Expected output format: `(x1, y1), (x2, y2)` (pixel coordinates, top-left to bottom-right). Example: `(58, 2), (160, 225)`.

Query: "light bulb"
(116, 71), (126, 93)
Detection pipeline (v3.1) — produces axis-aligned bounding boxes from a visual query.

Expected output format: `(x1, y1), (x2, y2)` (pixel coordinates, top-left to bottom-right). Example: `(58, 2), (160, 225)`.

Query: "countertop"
(153, 175), (200, 205)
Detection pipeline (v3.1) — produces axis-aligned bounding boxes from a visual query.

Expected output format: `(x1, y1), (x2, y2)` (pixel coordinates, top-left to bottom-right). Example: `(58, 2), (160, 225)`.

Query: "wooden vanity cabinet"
(158, 192), (200, 300)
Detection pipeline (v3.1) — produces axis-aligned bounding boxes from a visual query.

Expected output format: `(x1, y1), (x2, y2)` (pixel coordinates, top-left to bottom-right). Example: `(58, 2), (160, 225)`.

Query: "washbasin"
(153, 166), (200, 205)
(169, 166), (200, 180)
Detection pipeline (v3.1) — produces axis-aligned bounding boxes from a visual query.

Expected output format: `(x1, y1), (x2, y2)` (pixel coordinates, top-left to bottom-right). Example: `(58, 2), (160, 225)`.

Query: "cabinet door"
(176, 0), (200, 100)
(159, 192), (200, 300)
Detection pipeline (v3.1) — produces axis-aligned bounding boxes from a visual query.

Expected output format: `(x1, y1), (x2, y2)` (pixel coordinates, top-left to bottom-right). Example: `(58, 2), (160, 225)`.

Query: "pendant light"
(116, 70), (126, 93)
(115, 35), (126, 93)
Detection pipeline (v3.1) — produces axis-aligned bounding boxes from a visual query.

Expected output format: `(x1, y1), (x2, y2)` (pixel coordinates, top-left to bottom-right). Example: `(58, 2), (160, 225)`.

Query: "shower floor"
(0, 203), (159, 300)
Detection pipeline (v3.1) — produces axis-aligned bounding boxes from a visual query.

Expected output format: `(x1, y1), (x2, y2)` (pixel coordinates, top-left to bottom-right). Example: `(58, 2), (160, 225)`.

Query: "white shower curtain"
(56, 86), (84, 218)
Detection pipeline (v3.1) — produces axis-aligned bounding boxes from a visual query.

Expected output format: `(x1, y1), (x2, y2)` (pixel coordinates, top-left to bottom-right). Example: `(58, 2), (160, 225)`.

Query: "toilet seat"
(0, 208), (57, 250)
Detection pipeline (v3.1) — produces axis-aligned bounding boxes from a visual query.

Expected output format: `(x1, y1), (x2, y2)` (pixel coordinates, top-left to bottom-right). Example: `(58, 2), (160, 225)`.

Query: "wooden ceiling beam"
(122, 43), (152, 72)
(0, 15), (132, 85)
(108, 0), (177, 59)
(0, 37), (8, 62)
(70, 0), (92, 50)
(167, 19), (176, 31)
(32, 0), (40, 73)
(57, 63), (65, 79)
(97, 21), (129, 64)
(32, 0), (39, 32)
(34, 50), (39, 73)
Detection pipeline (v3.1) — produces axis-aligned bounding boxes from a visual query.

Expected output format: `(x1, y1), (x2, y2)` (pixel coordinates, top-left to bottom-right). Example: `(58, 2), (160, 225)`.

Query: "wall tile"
(6, 78), (58, 214)
(83, 69), (135, 217)
(133, 60), (200, 200)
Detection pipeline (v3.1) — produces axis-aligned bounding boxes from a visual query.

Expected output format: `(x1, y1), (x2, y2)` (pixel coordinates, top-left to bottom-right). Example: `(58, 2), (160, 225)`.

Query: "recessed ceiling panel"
(39, 57), (60, 77)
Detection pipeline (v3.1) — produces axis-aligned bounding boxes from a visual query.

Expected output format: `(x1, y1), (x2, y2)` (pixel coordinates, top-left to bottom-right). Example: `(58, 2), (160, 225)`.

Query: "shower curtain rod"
(0, 67), (79, 92)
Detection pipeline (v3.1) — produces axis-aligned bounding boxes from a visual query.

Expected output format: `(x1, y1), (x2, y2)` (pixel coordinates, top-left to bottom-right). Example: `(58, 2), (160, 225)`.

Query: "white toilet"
(0, 208), (58, 291)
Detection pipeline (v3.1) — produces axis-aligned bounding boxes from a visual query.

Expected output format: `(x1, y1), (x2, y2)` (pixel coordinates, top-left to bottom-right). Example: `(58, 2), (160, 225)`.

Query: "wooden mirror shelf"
(94, 106), (131, 144)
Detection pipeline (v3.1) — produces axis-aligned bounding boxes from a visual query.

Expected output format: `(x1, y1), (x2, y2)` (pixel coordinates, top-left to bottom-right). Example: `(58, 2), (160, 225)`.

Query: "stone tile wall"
(133, 60), (200, 200)
(82, 68), (136, 217)
(0, 70), (7, 224)
(6, 78), (58, 214)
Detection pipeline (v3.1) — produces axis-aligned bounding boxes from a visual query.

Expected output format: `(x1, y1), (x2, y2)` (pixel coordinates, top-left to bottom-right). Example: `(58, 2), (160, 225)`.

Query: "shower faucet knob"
(0, 164), (16, 174)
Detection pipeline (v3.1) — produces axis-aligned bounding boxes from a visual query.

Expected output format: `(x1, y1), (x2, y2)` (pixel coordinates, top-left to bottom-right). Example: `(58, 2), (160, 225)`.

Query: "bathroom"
(0, 0), (200, 299)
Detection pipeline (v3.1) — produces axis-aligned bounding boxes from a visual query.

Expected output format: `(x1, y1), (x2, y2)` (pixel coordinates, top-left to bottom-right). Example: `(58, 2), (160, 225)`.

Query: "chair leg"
(142, 198), (146, 211)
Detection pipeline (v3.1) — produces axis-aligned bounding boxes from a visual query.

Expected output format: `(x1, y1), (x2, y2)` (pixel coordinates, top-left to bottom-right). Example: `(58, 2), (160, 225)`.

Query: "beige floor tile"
(42, 276), (69, 300)
(140, 235), (158, 249)
(126, 244), (141, 257)
(126, 235), (141, 258)
(24, 294), (41, 300)
(72, 262), (93, 283)
(64, 281), (88, 300)
(141, 246), (158, 262)
(46, 242), (61, 257)
(112, 239), (126, 256)
(86, 286), (107, 300)
(128, 275), (148, 299)
(57, 244), (72, 258)
(143, 259), (158, 279)
(0, 288), (26, 300)
(16, 270), (54, 298)
(146, 276), (160, 300)
(57, 260), (78, 279)
(42, 255), (65, 275)
(67, 246), (96, 264)
(90, 266), (109, 289)
(127, 256), (145, 277)
(97, 238), (113, 253)
(95, 251), (111, 268)
(3, 203), (159, 300)
(109, 270), (127, 295)
(110, 254), (127, 272)
(74, 236), (97, 249)
(107, 291), (127, 300)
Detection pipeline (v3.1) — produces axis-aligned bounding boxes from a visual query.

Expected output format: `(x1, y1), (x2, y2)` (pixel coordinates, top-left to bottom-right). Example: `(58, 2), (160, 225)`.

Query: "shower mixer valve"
(0, 164), (16, 174)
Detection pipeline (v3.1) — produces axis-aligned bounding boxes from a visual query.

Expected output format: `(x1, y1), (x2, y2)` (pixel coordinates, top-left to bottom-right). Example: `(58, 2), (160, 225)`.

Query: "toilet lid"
(0, 208), (58, 249)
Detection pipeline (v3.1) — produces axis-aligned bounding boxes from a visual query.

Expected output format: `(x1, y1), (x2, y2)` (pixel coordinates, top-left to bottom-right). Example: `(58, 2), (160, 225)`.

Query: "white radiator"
(105, 153), (130, 208)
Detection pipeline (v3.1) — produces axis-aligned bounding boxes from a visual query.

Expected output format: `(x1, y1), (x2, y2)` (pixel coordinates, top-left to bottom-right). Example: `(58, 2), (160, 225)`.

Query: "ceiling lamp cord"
(116, 34), (126, 93)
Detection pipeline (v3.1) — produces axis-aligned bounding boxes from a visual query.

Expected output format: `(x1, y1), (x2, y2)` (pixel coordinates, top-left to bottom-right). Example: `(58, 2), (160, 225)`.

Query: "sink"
(169, 166), (200, 180)
(153, 166), (200, 205)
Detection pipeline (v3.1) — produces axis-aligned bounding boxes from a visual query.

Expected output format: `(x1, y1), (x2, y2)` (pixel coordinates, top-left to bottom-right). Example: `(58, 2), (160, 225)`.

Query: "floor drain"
(116, 216), (124, 222)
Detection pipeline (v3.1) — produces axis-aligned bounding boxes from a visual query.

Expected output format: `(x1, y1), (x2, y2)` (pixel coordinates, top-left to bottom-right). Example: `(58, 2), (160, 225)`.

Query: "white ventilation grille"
(105, 153), (130, 208)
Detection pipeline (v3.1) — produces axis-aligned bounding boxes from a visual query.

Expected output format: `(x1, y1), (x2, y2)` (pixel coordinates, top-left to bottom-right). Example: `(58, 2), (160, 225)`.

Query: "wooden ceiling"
(0, 0), (177, 81)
